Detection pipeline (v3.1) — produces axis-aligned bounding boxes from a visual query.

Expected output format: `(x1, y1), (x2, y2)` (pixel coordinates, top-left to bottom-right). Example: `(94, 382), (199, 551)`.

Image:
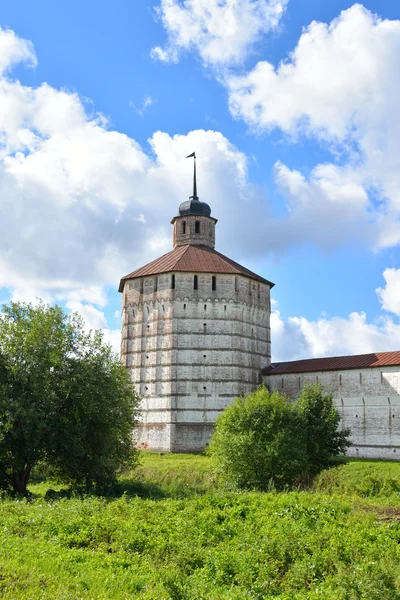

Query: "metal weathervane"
(186, 152), (198, 199)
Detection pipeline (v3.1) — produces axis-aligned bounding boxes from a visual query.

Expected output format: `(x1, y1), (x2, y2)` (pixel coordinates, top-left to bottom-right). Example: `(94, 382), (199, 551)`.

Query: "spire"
(178, 153), (211, 217)
(186, 152), (198, 199)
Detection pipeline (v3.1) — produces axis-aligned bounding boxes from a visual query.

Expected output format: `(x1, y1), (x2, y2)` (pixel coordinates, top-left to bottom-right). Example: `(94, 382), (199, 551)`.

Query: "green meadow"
(1, 454), (400, 599)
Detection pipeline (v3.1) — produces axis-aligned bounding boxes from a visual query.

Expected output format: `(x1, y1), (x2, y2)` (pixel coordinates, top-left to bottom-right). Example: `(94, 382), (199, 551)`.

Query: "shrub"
(209, 383), (351, 490)
(208, 386), (308, 490)
(297, 382), (351, 474)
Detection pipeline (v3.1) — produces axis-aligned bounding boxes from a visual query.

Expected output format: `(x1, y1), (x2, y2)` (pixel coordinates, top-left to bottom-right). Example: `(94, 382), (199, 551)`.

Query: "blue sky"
(1, 0), (400, 360)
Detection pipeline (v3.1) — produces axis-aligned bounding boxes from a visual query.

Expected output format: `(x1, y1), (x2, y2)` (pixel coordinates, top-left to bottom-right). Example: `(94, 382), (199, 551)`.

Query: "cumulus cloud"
(271, 264), (400, 362)
(271, 161), (374, 250)
(226, 4), (400, 250)
(0, 27), (36, 75)
(151, 0), (287, 66)
(271, 306), (400, 362)
(66, 300), (121, 354)
(227, 4), (400, 138)
(377, 268), (400, 317)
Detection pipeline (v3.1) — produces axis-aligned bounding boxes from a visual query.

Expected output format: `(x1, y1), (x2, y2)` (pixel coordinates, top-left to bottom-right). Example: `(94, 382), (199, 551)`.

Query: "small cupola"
(171, 152), (217, 249)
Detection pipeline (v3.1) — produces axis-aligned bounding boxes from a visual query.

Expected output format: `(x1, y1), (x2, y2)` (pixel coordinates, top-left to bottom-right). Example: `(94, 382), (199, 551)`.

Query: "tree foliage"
(0, 301), (140, 493)
(297, 382), (351, 475)
(209, 384), (351, 490)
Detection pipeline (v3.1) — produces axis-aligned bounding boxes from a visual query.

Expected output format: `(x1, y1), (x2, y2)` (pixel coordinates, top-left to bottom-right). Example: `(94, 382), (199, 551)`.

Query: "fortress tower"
(119, 155), (274, 452)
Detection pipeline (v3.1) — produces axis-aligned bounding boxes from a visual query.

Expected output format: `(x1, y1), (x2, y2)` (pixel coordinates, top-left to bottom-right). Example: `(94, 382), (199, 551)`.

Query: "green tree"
(0, 301), (140, 493)
(209, 383), (351, 491)
(297, 381), (351, 474)
(208, 386), (308, 490)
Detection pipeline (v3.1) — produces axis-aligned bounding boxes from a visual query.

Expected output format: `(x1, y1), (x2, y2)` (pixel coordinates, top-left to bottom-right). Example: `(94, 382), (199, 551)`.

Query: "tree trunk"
(13, 464), (32, 494)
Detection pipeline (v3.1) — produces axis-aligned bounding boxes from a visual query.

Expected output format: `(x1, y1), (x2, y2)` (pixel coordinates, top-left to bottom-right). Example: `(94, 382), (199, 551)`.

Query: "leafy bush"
(297, 382), (351, 474)
(209, 384), (351, 490)
(208, 386), (308, 490)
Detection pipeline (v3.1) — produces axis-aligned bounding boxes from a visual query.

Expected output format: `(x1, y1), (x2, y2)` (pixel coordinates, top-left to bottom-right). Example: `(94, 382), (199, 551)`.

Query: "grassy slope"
(0, 455), (400, 599)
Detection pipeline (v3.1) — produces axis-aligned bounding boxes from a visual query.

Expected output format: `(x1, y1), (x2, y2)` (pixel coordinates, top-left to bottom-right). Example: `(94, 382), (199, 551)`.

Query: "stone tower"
(119, 155), (274, 452)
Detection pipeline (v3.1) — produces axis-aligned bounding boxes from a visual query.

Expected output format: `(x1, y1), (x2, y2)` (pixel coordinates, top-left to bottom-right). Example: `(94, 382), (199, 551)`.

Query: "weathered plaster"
(264, 367), (400, 460)
(121, 271), (271, 451)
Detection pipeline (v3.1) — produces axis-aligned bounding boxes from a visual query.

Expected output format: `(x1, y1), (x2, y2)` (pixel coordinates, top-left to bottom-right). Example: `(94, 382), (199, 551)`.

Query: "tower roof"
(178, 197), (211, 216)
(119, 244), (274, 292)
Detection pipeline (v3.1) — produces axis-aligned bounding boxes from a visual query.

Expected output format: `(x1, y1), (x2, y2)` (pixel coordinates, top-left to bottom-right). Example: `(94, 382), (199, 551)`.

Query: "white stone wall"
(264, 367), (400, 460)
(121, 271), (271, 451)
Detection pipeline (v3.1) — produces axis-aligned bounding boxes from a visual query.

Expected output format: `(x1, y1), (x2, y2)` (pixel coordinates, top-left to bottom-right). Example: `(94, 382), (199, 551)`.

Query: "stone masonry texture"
(121, 270), (271, 451)
(263, 367), (400, 460)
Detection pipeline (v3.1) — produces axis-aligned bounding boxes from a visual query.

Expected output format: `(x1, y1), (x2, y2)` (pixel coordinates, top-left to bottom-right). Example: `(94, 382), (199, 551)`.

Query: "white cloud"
(377, 268), (400, 317)
(226, 4), (400, 251)
(151, 0), (287, 67)
(271, 306), (400, 362)
(271, 266), (400, 362)
(129, 95), (156, 117)
(66, 300), (107, 330)
(0, 27), (36, 75)
(66, 300), (120, 354)
(227, 4), (400, 138)
(102, 328), (122, 355)
(271, 161), (374, 250)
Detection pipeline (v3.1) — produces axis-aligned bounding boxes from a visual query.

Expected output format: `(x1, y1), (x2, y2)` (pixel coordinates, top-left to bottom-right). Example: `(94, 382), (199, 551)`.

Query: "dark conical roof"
(179, 196), (211, 217)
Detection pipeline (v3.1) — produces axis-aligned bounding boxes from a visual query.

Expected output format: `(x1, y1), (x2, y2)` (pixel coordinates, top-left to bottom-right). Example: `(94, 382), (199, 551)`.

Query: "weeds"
(0, 454), (400, 599)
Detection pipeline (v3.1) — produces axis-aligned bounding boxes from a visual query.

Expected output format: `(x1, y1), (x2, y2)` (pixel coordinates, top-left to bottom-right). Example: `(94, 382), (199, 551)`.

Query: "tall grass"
(0, 454), (400, 599)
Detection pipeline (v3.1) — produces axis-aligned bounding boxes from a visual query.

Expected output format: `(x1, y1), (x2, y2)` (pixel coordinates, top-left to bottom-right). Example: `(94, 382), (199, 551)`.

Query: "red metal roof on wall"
(119, 244), (275, 292)
(263, 351), (400, 375)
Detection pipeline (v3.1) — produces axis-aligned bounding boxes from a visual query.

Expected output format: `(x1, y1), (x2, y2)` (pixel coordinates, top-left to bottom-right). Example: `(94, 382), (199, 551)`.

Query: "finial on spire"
(186, 152), (198, 199)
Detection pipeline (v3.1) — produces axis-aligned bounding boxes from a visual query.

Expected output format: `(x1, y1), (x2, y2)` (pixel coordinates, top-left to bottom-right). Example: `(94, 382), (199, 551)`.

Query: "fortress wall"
(121, 271), (271, 452)
(264, 366), (400, 460)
